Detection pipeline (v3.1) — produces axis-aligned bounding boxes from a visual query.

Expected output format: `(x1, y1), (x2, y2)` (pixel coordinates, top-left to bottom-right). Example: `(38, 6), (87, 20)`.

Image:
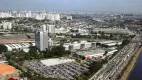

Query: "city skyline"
(0, 0), (142, 13)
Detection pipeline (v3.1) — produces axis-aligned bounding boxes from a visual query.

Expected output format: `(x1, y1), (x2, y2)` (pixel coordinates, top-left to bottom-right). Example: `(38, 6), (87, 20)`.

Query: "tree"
(28, 46), (38, 59)
(1, 25), (3, 30)
(0, 44), (8, 52)
(103, 51), (108, 56)
(42, 45), (71, 58)
(122, 39), (130, 47)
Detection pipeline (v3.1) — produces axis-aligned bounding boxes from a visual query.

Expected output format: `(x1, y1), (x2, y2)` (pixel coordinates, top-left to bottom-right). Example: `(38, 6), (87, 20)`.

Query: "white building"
(40, 24), (55, 34)
(35, 26), (49, 51)
(41, 58), (75, 66)
(48, 38), (54, 47)
(67, 16), (72, 20)
(55, 27), (68, 34)
(46, 13), (60, 21)
(54, 14), (60, 21)
(76, 49), (105, 60)
(49, 14), (55, 21)
(70, 43), (81, 50)
(1, 22), (12, 30)
(4, 43), (32, 52)
(0, 12), (61, 21)
(63, 41), (96, 51)
(99, 40), (122, 47)
(78, 29), (89, 35)
(41, 24), (48, 32)
(47, 24), (55, 34)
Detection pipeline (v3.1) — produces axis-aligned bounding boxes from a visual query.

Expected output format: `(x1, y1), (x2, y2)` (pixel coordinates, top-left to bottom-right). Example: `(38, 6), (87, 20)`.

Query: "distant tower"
(54, 14), (60, 21)
(125, 27), (128, 30)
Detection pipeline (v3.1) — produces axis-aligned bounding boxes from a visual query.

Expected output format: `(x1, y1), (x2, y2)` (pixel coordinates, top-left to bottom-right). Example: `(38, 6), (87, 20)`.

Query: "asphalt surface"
(89, 34), (142, 80)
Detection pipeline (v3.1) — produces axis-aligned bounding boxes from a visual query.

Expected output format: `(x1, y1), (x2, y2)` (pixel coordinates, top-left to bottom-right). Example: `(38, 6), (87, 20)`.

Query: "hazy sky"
(0, 0), (142, 13)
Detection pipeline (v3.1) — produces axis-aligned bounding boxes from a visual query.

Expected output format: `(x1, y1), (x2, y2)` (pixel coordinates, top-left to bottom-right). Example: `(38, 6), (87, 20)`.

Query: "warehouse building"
(63, 41), (96, 51)
(4, 43), (34, 52)
(76, 49), (105, 60)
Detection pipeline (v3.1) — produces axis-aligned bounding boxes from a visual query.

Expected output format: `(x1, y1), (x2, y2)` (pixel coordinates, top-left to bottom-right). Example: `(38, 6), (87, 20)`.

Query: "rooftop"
(40, 58), (75, 66)
(76, 49), (105, 56)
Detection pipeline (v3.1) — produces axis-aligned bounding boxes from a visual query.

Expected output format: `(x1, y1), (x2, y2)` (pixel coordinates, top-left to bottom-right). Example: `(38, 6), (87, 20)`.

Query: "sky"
(0, 0), (142, 13)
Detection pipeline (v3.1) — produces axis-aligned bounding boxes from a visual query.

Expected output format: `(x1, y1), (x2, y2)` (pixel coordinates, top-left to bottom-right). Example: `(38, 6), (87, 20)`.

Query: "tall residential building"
(35, 24), (55, 51)
(54, 14), (60, 21)
(2, 22), (12, 30)
(47, 24), (55, 34)
(41, 24), (48, 32)
(35, 27), (48, 51)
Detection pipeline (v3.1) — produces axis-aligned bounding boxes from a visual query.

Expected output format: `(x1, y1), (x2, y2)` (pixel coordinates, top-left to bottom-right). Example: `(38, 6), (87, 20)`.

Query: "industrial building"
(63, 41), (96, 51)
(105, 49), (118, 56)
(4, 43), (34, 52)
(98, 40), (122, 47)
(76, 49), (105, 60)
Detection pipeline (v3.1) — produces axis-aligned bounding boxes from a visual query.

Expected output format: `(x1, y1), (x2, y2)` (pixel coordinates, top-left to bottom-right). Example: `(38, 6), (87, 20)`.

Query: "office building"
(48, 38), (54, 47)
(35, 26), (48, 51)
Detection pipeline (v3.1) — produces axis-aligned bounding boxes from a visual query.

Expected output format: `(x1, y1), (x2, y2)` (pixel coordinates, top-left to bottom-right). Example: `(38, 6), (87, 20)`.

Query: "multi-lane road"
(89, 34), (142, 80)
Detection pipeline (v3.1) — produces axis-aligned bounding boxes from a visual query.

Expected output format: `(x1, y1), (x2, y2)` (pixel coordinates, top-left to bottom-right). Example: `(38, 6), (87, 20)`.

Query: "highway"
(89, 34), (142, 80)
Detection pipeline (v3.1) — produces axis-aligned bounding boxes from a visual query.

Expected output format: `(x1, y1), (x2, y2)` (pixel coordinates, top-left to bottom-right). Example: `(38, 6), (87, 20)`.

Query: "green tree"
(0, 44), (8, 52)
(28, 46), (38, 59)
(122, 39), (130, 47)
(103, 51), (108, 56)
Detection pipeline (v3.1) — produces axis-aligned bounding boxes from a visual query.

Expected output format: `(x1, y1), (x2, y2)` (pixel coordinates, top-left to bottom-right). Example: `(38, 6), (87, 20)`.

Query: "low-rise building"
(63, 41), (96, 51)
(4, 43), (33, 52)
(76, 49), (105, 60)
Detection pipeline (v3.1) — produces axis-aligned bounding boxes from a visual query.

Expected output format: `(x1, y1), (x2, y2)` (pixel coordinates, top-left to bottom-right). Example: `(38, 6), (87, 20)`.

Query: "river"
(128, 52), (142, 80)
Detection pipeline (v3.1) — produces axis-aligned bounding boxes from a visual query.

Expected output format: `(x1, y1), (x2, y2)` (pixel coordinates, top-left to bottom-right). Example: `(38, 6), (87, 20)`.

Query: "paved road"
(89, 34), (142, 80)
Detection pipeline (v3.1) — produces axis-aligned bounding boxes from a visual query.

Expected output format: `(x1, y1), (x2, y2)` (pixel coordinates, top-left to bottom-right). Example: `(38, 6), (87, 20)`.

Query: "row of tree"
(4, 45), (71, 80)
(76, 59), (108, 80)
(4, 45), (71, 61)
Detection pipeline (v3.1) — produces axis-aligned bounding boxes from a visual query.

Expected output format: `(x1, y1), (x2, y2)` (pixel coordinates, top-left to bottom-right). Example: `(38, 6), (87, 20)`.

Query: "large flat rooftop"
(40, 58), (75, 66)
(76, 49), (105, 56)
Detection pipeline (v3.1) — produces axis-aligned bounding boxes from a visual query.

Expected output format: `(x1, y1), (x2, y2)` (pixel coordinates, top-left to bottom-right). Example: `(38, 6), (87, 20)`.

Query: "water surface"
(128, 52), (142, 80)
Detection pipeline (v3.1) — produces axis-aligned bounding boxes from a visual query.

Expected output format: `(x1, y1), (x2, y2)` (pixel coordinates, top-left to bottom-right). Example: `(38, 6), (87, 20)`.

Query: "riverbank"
(120, 47), (142, 80)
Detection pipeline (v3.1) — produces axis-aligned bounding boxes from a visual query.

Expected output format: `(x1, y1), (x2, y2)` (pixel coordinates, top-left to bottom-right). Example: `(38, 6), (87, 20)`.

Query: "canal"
(128, 52), (142, 80)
